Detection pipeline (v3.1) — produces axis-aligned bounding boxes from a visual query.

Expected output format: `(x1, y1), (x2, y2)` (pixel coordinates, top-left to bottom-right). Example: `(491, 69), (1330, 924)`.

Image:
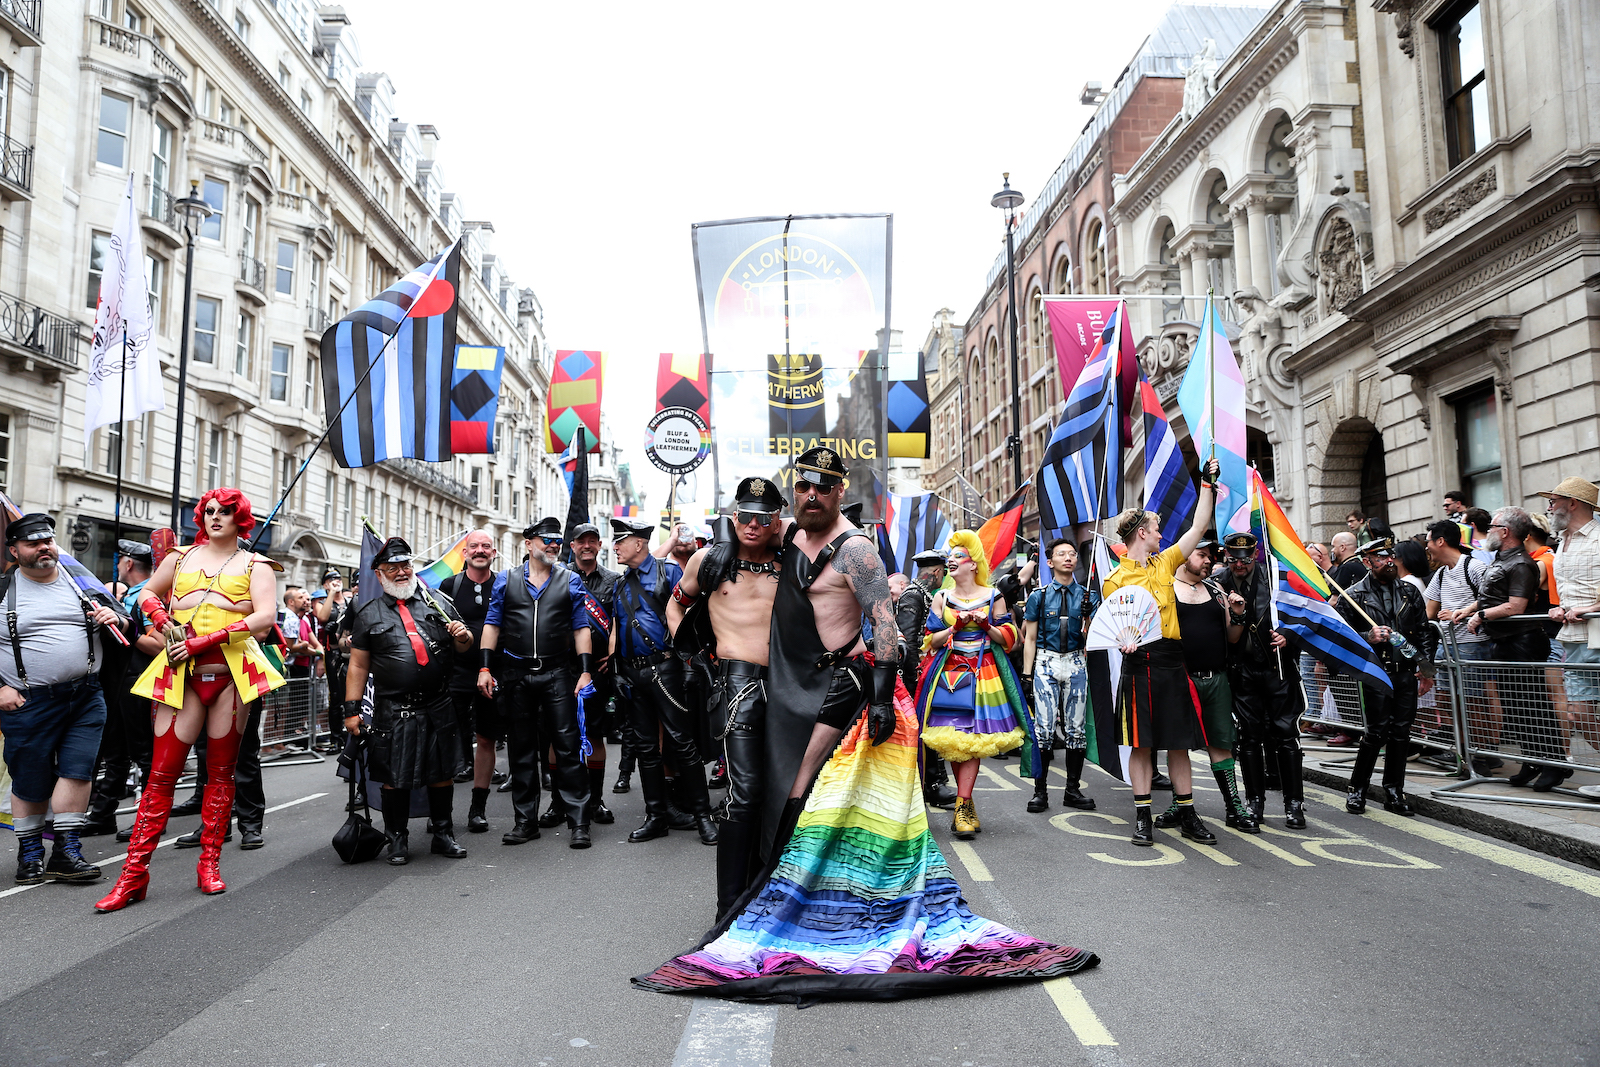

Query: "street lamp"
(991, 173), (1026, 492)
(170, 179), (214, 531)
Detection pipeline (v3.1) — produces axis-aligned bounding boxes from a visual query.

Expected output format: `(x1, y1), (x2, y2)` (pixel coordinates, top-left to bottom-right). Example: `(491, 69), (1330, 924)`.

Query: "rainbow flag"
(1249, 468), (1391, 693)
(417, 532), (470, 588)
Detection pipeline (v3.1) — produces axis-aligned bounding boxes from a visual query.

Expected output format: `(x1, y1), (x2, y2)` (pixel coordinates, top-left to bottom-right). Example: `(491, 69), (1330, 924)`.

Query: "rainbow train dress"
(633, 682), (1097, 1002)
(915, 588), (1040, 773)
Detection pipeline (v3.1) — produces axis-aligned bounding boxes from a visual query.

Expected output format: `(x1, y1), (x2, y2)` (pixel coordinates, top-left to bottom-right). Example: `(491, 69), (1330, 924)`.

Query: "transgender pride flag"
(1176, 294), (1249, 534)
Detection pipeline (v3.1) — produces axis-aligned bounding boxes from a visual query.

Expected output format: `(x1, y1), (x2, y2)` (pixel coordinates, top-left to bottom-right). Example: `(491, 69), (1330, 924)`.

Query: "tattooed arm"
(833, 537), (898, 665)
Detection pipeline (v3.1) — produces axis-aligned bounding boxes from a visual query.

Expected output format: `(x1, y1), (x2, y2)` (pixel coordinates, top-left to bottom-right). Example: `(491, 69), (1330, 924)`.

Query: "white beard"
(378, 574), (417, 600)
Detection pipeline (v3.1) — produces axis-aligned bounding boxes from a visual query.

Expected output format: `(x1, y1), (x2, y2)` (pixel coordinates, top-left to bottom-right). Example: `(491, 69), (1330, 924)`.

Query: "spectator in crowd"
(1393, 538), (1443, 747)
(1329, 532), (1367, 592)
(1346, 510), (1370, 544)
(282, 586), (322, 680)
(1425, 520), (1496, 773)
(1306, 542), (1332, 579)
(1463, 508), (1493, 547)
(1542, 478), (1600, 768)
(1444, 490), (1469, 520)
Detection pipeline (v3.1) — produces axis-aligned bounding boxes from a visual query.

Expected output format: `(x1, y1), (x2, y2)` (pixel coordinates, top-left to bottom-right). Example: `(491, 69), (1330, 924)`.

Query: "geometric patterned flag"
(320, 242), (461, 468)
(547, 350), (604, 453)
(656, 352), (710, 420)
(449, 345), (504, 453)
(1177, 293), (1250, 534)
(886, 349), (931, 459)
(1139, 367), (1198, 549)
(1037, 306), (1123, 533)
(876, 489), (952, 575)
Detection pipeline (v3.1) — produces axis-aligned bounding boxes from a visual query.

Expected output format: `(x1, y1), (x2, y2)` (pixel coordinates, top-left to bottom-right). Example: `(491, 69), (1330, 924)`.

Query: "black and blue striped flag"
(876, 489), (953, 576)
(320, 241), (461, 468)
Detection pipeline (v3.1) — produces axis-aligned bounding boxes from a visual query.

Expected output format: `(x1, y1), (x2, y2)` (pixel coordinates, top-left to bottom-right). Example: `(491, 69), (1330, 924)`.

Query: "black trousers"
(1492, 631), (1564, 762)
(325, 667), (346, 747)
(1355, 670), (1419, 788)
(500, 664), (589, 828)
(191, 699), (265, 831)
(714, 661), (767, 823)
(1231, 660), (1306, 801)
(620, 656), (710, 817)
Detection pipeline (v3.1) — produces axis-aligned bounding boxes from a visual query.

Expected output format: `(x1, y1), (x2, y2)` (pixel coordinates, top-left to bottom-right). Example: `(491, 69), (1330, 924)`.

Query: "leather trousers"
(1354, 670), (1419, 790)
(1232, 662), (1306, 803)
(714, 660), (768, 824)
(621, 656), (710, 817)
(501, 664), (590, 828)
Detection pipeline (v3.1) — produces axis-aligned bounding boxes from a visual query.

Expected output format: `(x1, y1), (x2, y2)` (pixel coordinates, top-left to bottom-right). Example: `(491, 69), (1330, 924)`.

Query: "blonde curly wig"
(946, 530), (990, 586)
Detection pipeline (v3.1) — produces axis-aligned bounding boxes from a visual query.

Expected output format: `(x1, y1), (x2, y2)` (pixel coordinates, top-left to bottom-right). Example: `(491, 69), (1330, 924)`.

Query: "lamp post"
(991, 173), (1026, 492)
(169, 179), (215, 531)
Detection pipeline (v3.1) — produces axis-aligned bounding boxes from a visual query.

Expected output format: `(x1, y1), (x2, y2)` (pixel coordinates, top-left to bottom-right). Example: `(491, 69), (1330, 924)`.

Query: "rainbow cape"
(417, 532), (470, 588)
(634, 682), (1096, 1001)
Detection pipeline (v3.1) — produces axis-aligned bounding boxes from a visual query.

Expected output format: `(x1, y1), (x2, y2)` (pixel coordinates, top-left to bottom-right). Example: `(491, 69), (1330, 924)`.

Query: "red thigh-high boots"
(197, 721), (243, 895)
(96, 724), (192, 912)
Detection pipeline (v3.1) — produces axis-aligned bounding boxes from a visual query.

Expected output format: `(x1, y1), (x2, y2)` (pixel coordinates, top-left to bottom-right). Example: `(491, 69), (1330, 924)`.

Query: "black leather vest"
(498, 563), (576, 660)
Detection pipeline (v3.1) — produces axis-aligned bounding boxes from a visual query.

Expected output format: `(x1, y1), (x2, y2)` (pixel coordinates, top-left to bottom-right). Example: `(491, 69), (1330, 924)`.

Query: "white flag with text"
(84, 173), (162, 446)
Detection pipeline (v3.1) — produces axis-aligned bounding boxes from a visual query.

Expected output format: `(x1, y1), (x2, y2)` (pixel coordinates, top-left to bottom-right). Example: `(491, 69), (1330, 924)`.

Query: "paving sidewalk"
(1299, 742), (1600, 872)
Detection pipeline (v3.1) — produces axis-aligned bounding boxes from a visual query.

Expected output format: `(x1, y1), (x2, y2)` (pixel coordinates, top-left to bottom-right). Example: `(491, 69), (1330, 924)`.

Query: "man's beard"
(1550, 507), (1571, 533)
(1485, 530), (1502, 552)
(378, 573), (417, 600)
(796, 495), (839, 533)
(21, 552), (58, 574)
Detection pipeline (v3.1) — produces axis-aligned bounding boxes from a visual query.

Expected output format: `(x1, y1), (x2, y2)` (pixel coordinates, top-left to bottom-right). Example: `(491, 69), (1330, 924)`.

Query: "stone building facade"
(0, 0), (576, 588)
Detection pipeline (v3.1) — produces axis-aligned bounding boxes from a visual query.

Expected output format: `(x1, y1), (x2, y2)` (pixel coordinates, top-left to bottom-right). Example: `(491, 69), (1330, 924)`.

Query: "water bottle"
(1388, 630), (1419, 661)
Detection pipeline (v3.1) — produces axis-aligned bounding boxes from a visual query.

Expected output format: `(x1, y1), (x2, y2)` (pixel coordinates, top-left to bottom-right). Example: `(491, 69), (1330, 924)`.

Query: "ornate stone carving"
(1180, 38), (1219, 121)
(1423, 167), (1498, 232)
(1374, 0), (1417, 58)
(1317, 216), (1364, 312)
(1406, 370), (1431, 429)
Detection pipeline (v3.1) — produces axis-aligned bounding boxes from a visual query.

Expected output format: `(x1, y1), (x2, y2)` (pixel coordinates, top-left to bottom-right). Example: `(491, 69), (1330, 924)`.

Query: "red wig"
(193, 487), (256, 544)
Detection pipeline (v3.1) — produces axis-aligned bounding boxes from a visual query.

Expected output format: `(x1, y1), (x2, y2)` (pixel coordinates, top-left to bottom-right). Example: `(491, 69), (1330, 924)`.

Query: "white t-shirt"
(1425, 553), (1489, 645)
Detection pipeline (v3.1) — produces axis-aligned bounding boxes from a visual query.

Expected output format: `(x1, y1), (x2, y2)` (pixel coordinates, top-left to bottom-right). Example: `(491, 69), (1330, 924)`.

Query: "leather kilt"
(367, 690), (458, 789)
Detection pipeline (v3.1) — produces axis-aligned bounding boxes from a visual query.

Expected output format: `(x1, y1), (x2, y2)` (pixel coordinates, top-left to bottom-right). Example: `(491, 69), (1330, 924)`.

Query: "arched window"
(1084, 220), (1107, 295)
(1052, 253), (1072, 296)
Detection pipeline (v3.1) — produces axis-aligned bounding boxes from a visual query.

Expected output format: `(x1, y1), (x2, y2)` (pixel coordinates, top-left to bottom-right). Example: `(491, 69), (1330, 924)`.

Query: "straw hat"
(1537, 477), (1600, 506)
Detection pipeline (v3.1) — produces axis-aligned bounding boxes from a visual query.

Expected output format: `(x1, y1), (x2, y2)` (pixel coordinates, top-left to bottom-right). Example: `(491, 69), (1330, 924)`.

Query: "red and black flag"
(656, 353), (711, 420)
(977, 483), (1030, 566)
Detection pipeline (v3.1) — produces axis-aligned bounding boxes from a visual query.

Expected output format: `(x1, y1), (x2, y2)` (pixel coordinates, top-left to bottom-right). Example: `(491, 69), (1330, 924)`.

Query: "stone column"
(1178, 251), (1195, 299)
(1230, 206), (1253, 292)
(1248, 197), (1273, 295)
(1190, 243), (1211, 295)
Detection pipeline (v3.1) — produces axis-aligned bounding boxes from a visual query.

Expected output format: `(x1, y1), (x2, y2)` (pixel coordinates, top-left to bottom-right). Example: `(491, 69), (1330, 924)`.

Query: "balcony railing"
(239, 252), (266, 292)
(307, 304), (331, 335)
(0, 133), (31, 193)
(89, 16), (187, 81)
(0, 0), (41, 42)
(199, 118), (268, 166)
(377, 457), (476, 507)
(0, 292), (81, 368)
(143, 177), (177, 227)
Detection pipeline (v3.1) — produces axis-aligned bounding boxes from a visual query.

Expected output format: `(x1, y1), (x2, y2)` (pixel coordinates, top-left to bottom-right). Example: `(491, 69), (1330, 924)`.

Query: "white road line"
(672, 997), (777, 1067)
(947, 839), (994, 881)
(0, 792), (327, 901)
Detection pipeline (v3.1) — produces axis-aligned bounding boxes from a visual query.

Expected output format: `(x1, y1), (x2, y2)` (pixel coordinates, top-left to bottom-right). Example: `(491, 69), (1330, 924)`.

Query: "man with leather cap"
(477, 517), (603, 849)
(899, 549), (957, 807)
(1218, 530), (1310, 829)
(759, 447), (900, 874)
(1337, 535), (1433, 815)
(666, 476), (786, 917)
(608, 515), (717, 845)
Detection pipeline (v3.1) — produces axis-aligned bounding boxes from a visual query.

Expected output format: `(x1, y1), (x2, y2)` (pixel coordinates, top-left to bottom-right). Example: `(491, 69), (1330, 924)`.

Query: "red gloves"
(180, 621), (249, 657)
(141, 595), (172, 631)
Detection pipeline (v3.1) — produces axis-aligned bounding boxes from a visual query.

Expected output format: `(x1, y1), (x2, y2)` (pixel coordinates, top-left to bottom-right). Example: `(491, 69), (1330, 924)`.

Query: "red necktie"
(394, 600), (429, 666)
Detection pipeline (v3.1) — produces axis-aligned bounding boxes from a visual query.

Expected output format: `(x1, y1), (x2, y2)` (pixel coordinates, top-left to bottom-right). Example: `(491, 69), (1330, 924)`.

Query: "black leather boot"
(538, 795), (566, 828)
(1027, 777), (1050, 813)
(923, 758), (958, 809)
(1131, 806), (1154, 847)
(169, 791), (203, 819)
(1237, 743), (1267, 821)
(1176, 805), (1217, 844)
(715, 819), (758, 920)
(501, 819), (540, 845)
(468, 787), (490, 833)
(1382, 785), (1415, 816)
(382, 789), (411, 866)
(1347, 742), (1380, 815)
(1062, 749), (1095, 810)
(1279, 741), (1307, 829)
(45, 824), (102, 883)
(629, 765), (671, 842)
(694, 814), (719, 846)
(1213, 761), (1259, 833)
(613, 751), (635, 794)
(1153, 797), (1183, 828)
(588, 766), (614, 825)
(428, 786), (467, 857)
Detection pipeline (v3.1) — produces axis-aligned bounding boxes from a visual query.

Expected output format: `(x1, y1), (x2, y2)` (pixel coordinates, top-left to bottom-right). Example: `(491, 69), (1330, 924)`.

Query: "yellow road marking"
(1305, 789), (1600, 898)
(1043, 977), (1118, 1046)
(1219, 823), (1315, 865)
(947, 839), (993, 881)
(1158, 826), (1239, 865)
(976, 764), (1024, 791)
(1300, 815), (1438, 869)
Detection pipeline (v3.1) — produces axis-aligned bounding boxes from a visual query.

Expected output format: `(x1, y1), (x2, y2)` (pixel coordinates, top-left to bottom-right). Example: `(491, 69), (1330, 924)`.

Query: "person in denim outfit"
(1021, 538), (1098, 814)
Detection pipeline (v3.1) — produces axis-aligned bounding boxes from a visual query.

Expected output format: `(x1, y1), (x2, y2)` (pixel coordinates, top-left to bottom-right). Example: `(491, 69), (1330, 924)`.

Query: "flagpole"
(1203, 289), (1219, 536)
(112, 328), (128, 579)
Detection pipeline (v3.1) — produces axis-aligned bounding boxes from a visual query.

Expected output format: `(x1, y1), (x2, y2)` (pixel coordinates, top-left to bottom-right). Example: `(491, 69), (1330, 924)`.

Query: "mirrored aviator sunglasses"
(736, 510), (774, 527)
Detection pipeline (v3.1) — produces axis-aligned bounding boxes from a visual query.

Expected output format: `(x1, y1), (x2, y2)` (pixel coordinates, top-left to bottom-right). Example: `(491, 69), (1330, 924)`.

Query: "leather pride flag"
(656, 353), (710, 420)
(321, 242), (461, 468)
(449, 345), (504, 453)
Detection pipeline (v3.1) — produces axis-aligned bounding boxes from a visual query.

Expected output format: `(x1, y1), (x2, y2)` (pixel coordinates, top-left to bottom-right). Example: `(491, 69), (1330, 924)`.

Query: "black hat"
(794, 446), (847, 489)
(321, 567), (342, 582)
(523, 516), (562, 541)
(611, 516), (654, 543)
(842, 501), (864, 527)
(911, 549), (947, 568)
(1222, 532), (1259, 559)
(4, 513), (54, 544)
(117, 538), (154, 564)
(570, 522), (601, 540)
(733, 476), (785, 515)
(1359, 535), (1397, 556)
(373, 536), (414, 565)
(1195, 538), (1218, 554)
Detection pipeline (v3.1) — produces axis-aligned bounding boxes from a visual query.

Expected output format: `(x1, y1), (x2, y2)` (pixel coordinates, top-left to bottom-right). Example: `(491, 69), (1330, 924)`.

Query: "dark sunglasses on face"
(540, 536), (563, 546)
(792, 479), (837, 497)
(736, 511), (774, 527)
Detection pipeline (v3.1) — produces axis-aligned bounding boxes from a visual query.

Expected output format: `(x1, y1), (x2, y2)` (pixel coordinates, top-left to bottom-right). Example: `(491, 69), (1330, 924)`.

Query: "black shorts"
(815, 658), (869, 729)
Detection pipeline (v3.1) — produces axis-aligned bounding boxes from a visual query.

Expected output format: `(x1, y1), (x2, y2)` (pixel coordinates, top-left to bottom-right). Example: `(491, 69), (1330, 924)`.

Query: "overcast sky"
(339, 0), (1189, 517)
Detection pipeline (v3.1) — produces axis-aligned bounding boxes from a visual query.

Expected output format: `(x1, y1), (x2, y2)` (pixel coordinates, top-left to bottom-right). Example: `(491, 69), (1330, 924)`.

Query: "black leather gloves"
(866, 663), (898, 746)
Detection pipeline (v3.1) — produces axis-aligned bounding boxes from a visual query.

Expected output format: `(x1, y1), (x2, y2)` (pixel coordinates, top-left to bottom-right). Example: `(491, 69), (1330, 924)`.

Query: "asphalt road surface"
(2, 751), (1597, 1067)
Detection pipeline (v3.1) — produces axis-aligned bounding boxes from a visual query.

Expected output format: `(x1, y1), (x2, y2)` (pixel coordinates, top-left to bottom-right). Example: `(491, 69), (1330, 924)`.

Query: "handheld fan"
(1086, 586), (1162, 652)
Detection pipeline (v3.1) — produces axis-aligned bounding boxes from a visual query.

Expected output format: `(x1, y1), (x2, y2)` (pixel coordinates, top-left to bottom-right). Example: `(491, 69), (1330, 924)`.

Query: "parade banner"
(1044, 297), (1139, 446)
(656, 353), (711, 421)
(546, 350), (604, 453)
(449, 345), (504, 454)
(692, 214), (891, 520)
(887, 345), (930, 459)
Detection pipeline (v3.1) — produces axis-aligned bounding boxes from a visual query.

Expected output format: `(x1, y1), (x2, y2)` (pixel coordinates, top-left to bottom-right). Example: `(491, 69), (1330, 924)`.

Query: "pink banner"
(1046, 298), (1139, 445)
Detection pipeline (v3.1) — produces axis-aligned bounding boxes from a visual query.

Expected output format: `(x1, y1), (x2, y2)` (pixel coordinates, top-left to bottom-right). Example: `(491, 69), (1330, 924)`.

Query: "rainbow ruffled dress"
(633, 683), (1096, 1002)
(915, 588), (1039, 769)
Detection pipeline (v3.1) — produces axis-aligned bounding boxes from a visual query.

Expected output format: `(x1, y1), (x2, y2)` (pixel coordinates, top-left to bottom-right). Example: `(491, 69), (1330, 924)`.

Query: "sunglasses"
(792, 479), (839, 496)
(736, 510), (774, 527)
(539, 536), (563, 546)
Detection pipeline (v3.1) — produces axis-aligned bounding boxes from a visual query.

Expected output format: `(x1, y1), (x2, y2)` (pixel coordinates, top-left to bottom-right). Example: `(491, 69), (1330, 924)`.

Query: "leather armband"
(341, 699), (363, 721)
(578, 652), (594, 676)
(670, 582), (696, 608)
(479, 648), (494, 671)
(141, 594), (172, 631)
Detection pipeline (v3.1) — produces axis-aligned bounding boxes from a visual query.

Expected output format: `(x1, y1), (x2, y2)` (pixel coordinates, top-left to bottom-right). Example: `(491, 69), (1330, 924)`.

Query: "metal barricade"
(257, 674), (328, 767)
(1431, 615), (1600, 810)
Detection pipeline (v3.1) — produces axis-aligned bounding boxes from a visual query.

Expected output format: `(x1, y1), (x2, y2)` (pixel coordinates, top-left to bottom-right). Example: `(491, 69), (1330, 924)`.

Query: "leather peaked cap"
(1359, 536), (1397, 556)
(911, 549), (947, 568)
(1222, 532), (1258, 558)
(373, 537), (414, 565)
(793, 446), (847, 488)
(734, 476), (785, 514)
(5, 513), (54, 543)
(570, 522), (601, 540)
(118, 538), (154, 564)
(523, 516), (562, 540)
(611, 517), (654, 543)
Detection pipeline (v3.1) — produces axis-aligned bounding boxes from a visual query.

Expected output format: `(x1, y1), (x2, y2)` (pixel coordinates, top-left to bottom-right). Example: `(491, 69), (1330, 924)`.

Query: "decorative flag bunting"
(613, 504), (639, 517)
(876, 490), (953, 576)
(1248, 468), (1392, 693)
(1177, 294), (1250, 534)
(1037, 307), (1123, 533)
(1139, 368), (1198, 549)
(320, 242), (461, 468)
(547, 350), (604, 453)
(656, 353), (711, 421)
(978, 483), (1031, 566)
(449, 345), (504, 454)
(84, 174), (163, 447)
(417, 531), (471, 589)
(1044, 298), (1139, 446)
(887, 348), (932, 459)
(0, 490), (115, 599)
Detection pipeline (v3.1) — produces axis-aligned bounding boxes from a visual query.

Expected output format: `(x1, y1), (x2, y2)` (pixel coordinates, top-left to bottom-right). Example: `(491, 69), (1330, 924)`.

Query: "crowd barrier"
(256, 674), (329, 768)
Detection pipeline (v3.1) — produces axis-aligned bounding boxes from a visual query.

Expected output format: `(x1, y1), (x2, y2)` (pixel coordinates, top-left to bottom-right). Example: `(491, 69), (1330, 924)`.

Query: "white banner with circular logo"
(645, 406), (711, 474)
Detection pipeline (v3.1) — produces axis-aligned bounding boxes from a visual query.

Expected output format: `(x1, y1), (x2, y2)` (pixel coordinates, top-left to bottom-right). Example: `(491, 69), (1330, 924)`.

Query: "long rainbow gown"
(633, 679), (1097, 1002)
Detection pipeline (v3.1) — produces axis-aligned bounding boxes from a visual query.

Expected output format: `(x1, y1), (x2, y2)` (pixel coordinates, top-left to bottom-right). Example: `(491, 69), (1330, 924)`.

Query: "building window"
(193, 296), (220, 363)
(342, 480), (353, 535)
(304, 353), (316, 409)
(511, 490), (520, 521)
(364, 487), (375, 527)
(123, 4), (142, 32)
(199, 177), (226, 241)
(235, 311), (252, 376)
(470, 466), (482, 503)
(232, 11), (249, 42)
(492, 480), (502, 512)
(276, 239), (296, 295)
(151, 118), (173, 204)
(1437, 0), (1489, 167)
(97, 91), (131, 168)
(243, 198), (259, 258)
(323, 473), (336, 529)
(278, 63), (292, 90)
(206, 426), (223, 488)
(270, 343), (291, 401)
(299, 90), (312, 115)
(86, 231), (110, 309)
(1084, 219), (1107, 295)
(1454, 385), (1502, 512)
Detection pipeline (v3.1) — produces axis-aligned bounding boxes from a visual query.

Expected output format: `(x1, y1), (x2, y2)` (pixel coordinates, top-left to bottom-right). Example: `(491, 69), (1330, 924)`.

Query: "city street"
(1, 753), (1595, 1067)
